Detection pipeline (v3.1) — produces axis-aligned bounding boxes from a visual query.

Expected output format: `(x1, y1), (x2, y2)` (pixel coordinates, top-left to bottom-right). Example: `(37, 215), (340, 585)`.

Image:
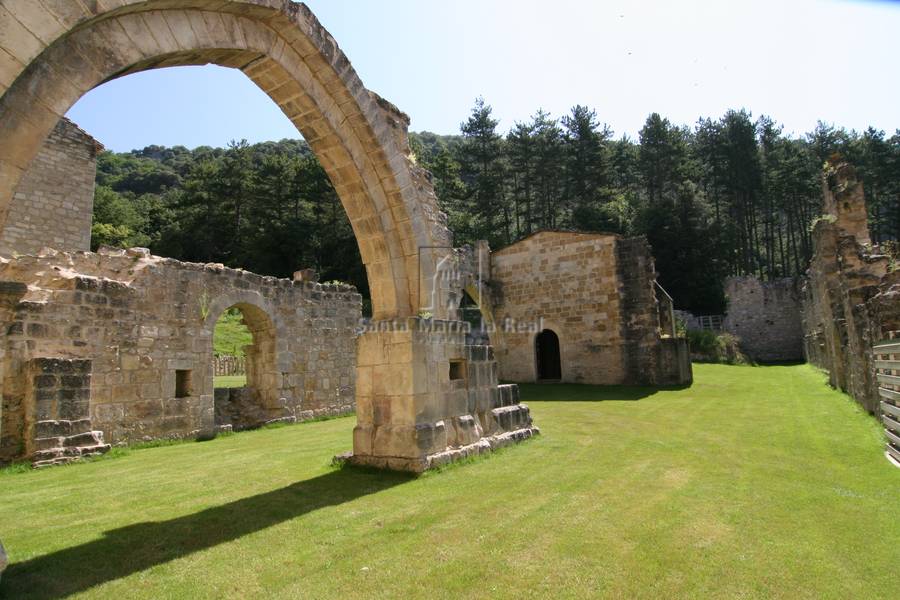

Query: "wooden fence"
(875, 333), (900, 467)
(213, 355), (246, 376)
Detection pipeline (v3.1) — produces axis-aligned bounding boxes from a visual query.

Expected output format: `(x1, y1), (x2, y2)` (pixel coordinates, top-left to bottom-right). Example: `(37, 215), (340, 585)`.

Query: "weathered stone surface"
(488, 230), (691, 386)
(0, 249), (361, 464)
(0, 118), (99, 256)
(349, 318), (539, 471)
(801, 160), (898, 413)
(724, 277), (804, 362)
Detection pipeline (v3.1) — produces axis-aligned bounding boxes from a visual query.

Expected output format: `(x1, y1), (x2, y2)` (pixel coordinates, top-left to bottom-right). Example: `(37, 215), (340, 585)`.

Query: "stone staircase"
(31, 418), (110, 468)
(489, 383), (534, 435)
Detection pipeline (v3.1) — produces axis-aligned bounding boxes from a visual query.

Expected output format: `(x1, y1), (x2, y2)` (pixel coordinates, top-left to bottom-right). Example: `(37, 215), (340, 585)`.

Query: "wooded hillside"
(92, 101), (899, 314)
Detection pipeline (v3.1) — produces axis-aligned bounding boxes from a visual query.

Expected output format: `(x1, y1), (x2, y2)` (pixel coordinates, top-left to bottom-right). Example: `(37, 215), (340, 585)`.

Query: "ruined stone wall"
(0, 119), (98, 257)
(723, 277), (804, 362)
(616, 237), (692, 385)
(801, 161), (900, 414)
(489, 231), (691, 386)
(0, 248), (361, 463)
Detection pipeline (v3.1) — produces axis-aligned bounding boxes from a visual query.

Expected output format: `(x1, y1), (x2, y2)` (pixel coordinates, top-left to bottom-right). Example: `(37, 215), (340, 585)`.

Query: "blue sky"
(66, 0), (900, 152)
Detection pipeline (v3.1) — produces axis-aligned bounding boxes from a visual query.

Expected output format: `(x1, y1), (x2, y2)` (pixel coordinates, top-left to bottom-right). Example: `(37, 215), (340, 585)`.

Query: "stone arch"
(210, 301), (282, 430)
(0, 0), (451, 319)
(204, 290), (278, 332)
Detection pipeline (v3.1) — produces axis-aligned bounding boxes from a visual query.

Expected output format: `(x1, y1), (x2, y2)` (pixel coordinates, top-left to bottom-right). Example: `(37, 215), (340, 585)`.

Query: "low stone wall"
(0, 247), (360, 463)
(724, 277), (804, 362)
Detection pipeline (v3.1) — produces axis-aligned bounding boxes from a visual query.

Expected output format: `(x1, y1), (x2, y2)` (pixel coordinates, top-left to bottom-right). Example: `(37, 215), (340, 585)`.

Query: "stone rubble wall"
(723, 277), (804, 362)
(0, 119), (98, 257)
(616, 236), (690, 385)
(0, 248), (361, 463)
(801, 161), (900, 414)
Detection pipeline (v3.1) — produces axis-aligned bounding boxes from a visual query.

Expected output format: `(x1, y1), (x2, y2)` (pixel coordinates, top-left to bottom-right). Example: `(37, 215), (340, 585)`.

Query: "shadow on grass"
(2, 466), (411, 599)
(517, 382), (692, 403)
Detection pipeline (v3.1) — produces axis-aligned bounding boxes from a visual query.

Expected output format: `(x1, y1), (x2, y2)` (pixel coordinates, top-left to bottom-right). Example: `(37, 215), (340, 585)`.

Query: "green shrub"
(687, 330), (749, 365)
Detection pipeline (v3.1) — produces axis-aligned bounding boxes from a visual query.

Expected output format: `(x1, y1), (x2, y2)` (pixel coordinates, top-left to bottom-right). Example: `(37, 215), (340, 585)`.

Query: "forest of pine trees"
(91, 99), (899, 315)
(413, 99), (899, 312)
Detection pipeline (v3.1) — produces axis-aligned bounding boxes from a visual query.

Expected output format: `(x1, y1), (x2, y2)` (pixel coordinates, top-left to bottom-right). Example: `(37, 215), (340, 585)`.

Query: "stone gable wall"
(0, 248), (361, 463)
(490, 232), (625, 384)
(724, 277), (804, 362)
(0, 119), (98, 257)
(489, 231), (691, 386)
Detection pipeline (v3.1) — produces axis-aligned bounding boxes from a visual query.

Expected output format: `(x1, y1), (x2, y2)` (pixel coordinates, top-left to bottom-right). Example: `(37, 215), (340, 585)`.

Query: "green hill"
(214, 309), (252, 357)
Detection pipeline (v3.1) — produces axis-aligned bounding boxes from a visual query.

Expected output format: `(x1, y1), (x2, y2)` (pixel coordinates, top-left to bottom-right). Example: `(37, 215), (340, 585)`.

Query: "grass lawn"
(1, 364), (898, 599)
(214, 375), (247, 389)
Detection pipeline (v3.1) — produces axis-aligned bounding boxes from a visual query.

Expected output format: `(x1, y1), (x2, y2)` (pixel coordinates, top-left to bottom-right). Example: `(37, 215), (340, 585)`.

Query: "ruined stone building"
(0, 0), (540, 472)
(0, 0), (693, 472)
(484, 231), (691, 386)
(0, 119), (100, 257)
(802, 161), (900, 416)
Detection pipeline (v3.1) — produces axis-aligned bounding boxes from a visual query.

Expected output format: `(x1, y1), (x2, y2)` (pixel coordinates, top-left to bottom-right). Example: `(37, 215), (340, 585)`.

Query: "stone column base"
(350, 320), (541, 473)
(337, 425), (539, 473)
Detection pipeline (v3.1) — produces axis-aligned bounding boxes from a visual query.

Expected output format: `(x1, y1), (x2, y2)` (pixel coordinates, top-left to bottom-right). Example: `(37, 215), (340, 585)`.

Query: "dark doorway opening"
(535, 329), (562, 381)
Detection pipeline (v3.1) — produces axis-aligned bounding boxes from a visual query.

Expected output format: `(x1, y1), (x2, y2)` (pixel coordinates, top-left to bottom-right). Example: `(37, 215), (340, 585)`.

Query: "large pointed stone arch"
(0, 0), (450, 320)
(0, 0), (538, 471)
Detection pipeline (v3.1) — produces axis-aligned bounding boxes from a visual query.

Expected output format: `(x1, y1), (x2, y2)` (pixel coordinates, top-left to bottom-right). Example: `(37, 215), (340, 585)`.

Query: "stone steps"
(491, 404), (533, 433)
(33, 446), (111, 468)
(31, 424), (110, 468)
(482, 382), (534, 435)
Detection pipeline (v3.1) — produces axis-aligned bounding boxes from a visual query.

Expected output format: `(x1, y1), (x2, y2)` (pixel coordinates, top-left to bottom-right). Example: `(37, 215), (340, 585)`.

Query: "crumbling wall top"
(823, 158), (871, 246)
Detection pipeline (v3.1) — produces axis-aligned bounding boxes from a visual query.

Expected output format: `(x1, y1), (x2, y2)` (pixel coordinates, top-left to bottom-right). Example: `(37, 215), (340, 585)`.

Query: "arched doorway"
(212, 303), (280, 431)
(535, 329), (562, 381)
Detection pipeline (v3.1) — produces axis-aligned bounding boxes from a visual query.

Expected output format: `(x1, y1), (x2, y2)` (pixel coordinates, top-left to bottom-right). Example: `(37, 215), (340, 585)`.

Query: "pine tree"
(531, 110), (565, 229)
(506, 120), (537, 236)
(455, 97), (508, 246)
(561, 105), (612, 230)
